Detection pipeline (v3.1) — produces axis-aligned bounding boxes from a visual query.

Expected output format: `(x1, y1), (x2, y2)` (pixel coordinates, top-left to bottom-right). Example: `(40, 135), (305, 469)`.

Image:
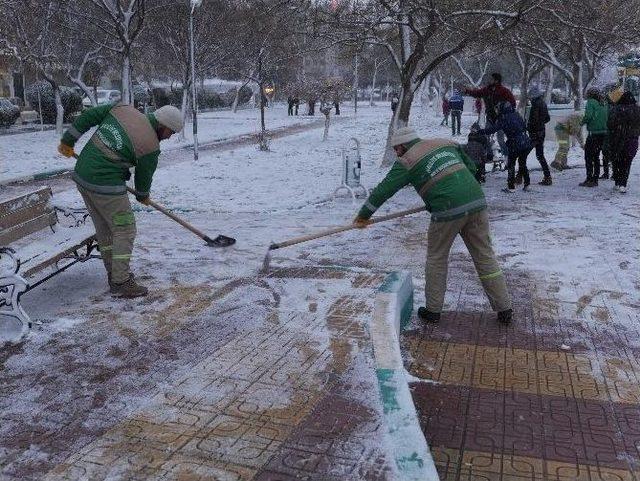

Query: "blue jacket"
(449, 94), (464, 112)
(480, 105), (531, 154)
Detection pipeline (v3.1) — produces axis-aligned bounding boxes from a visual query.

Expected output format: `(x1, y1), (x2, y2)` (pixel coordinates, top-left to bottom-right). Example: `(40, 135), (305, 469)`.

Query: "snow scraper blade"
(204, 235), (236, 248)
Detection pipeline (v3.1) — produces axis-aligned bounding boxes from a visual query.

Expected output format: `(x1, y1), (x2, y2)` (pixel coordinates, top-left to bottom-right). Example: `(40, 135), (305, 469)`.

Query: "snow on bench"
(0, 187), (97, 338)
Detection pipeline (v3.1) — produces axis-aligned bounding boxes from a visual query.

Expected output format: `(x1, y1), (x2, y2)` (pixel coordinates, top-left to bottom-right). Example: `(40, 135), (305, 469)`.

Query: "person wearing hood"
(607, 90), (640, 193)
(580, 88), (609, 187)
(479, 101), (532, 192)
(526, 86), (552, 185)
(352, 127), (513, 324)
(58, 104), (184, 298)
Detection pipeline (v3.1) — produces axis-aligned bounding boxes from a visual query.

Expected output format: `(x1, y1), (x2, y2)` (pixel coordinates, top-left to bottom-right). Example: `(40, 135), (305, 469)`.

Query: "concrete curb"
(1, 168), (71, 186)
(371, 271), (439, 481)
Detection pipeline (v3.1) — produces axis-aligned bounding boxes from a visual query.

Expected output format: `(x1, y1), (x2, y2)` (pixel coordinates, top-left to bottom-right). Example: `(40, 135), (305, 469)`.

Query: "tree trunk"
(353, 54), (359, 114)
(69, 76), (97, 106)
(54, 84), (64, 135)
(121, 54), (132, 104)
(179, 86), (189, 141)
(321, 106), (331, 141)
(231, 86), (241, 113)
(369, 66), (378, 106)
(572, 60), (584, 110)
(544, 66), (554, 104)
(381, 85), (415, 166)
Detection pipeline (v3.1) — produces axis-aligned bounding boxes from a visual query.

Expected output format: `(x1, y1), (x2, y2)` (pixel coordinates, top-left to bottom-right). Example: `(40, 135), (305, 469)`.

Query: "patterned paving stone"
(0, 267), (394, 481)
(405, 267), (640, 480)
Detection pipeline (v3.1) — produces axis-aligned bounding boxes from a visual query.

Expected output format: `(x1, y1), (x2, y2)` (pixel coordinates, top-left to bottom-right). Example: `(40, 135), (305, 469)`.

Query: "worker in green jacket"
(550, 113), (584, 171)
(353, 127), (513, 324)
(580, 88), (608, 187)
(58, 103), (183, 298)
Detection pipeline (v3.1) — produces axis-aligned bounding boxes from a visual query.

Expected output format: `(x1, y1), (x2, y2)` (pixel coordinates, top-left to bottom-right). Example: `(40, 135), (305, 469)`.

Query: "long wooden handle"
(126, 186), (209, 241)
(270, 205), (426, 250)
(70, 153), (210, 243)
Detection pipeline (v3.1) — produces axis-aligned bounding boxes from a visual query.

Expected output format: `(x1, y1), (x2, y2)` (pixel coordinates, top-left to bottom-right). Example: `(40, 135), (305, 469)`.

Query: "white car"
(82, 90), (121, 107)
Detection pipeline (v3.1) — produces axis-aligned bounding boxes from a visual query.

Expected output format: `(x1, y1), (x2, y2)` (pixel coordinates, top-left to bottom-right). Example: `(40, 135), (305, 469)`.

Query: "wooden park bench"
(0, 187), (97, 337)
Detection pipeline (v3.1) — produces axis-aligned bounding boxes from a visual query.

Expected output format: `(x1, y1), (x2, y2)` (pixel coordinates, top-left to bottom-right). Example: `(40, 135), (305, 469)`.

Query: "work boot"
(515, 173), (523, 185)
(600, 172), (609, 179)
(579, 179), (590, 187)
(538, 176), (552, 186)
(418, 307), (440, 323)
(110, 275), (148, 298)
(497, 309), (513, 324)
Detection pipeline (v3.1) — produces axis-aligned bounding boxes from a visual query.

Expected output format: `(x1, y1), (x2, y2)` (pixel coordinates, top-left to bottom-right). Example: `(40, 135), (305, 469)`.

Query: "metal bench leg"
(0, 248), (31, 338)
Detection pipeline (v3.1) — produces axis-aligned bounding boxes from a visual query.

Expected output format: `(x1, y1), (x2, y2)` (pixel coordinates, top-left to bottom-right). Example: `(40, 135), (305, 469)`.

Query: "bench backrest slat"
(0, 187), (57, 245)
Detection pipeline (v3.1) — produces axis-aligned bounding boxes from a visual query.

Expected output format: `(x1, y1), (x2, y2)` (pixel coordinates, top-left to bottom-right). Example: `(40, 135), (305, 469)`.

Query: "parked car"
(0, 98), (21, 127)
(82, 89), (121, 107)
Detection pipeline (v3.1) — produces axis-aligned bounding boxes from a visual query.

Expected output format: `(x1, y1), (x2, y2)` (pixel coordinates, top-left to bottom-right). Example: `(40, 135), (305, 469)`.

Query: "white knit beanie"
(390, 126), (420, 147)
(154, 105), (184, 133)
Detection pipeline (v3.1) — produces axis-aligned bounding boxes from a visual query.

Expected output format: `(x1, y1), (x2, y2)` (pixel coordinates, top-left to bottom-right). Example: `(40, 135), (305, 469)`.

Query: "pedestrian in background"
(449, 90), (464, 136)
(441, 96), (450, 126)
(526, 86), (552, 185)
(480, 101), (532, 192)
(550, 113), (584, 171)
(580, 88), (608, 187)
(608, 90), (640, 193)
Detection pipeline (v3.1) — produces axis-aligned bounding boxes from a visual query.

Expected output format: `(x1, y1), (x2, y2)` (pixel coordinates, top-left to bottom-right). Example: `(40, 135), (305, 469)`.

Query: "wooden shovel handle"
(126, 187), (209, 240)
(269, 205), (426, 250)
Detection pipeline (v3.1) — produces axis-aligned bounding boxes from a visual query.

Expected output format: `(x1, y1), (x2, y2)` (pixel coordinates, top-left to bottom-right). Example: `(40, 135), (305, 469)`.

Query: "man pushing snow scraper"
(353, 127), (513, 324)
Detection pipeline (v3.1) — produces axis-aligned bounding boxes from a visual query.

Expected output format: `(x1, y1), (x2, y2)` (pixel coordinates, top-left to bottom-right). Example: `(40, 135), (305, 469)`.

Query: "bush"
(236, 85), (252, 106)
(133, 85), (151, 108)
(25, 81), (83, 123)
(198, 90), (226, 109)
(0, 99), (20, 128)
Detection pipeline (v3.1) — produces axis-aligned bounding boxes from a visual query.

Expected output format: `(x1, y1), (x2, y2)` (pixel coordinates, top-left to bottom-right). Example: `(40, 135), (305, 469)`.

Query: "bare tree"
(1, 0), (68, 132)
(322, 0), (539, 164)
(73, 0), (152, 104)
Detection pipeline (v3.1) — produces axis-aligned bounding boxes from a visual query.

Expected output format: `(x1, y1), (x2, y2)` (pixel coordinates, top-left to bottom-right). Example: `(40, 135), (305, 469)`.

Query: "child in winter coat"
(464, 122), (492, 183)
(580, 88), (608, 187)
(479, 101), (532, 192)
(441, 97), (450, 126)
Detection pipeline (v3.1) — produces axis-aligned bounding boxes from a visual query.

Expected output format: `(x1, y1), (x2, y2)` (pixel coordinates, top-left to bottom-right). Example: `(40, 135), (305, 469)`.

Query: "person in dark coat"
(607, 91), (640, 193)
(449, 90), (464, 136)
(293, 97), (300, 115)
(287, 96), (295, 116)
(526, 86), (552, 185)
(465, 73), (516, 157)
(480, 101), (532, 192)
(464, 122), (492, 183)
(441, 97), (450, 126)
(391, 93), (399, 112)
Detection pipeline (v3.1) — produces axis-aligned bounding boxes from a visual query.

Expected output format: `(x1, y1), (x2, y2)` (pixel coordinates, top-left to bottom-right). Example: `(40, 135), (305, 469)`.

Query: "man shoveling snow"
(353, 127), (513, 324)
(58, 104), (183, 298)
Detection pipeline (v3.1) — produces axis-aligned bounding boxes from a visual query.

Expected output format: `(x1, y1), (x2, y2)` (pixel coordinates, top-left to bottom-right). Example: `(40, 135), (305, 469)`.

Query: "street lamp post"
(189, 0), (202, 161)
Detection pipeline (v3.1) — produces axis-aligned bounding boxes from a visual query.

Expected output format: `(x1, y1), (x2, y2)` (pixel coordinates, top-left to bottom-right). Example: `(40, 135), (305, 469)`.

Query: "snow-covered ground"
(2, 100), (638, 335)
(1, 100), (639, 479)
(0, 104), (340, 182)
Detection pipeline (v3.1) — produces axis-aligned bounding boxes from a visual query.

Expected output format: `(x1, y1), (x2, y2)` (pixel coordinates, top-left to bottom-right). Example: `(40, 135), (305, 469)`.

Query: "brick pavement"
(0, 267), (394, 481)
(403, 263), (640, 481)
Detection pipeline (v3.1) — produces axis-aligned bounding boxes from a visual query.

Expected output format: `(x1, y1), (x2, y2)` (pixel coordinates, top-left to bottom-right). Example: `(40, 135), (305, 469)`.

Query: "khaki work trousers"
(77, 186), (136, 284)
(426, 209), (511, 313)
(551, 129), (571, 170)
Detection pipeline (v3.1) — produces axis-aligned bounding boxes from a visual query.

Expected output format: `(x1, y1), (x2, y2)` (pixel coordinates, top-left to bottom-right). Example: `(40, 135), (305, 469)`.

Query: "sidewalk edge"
(371, 271), (440, 481)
